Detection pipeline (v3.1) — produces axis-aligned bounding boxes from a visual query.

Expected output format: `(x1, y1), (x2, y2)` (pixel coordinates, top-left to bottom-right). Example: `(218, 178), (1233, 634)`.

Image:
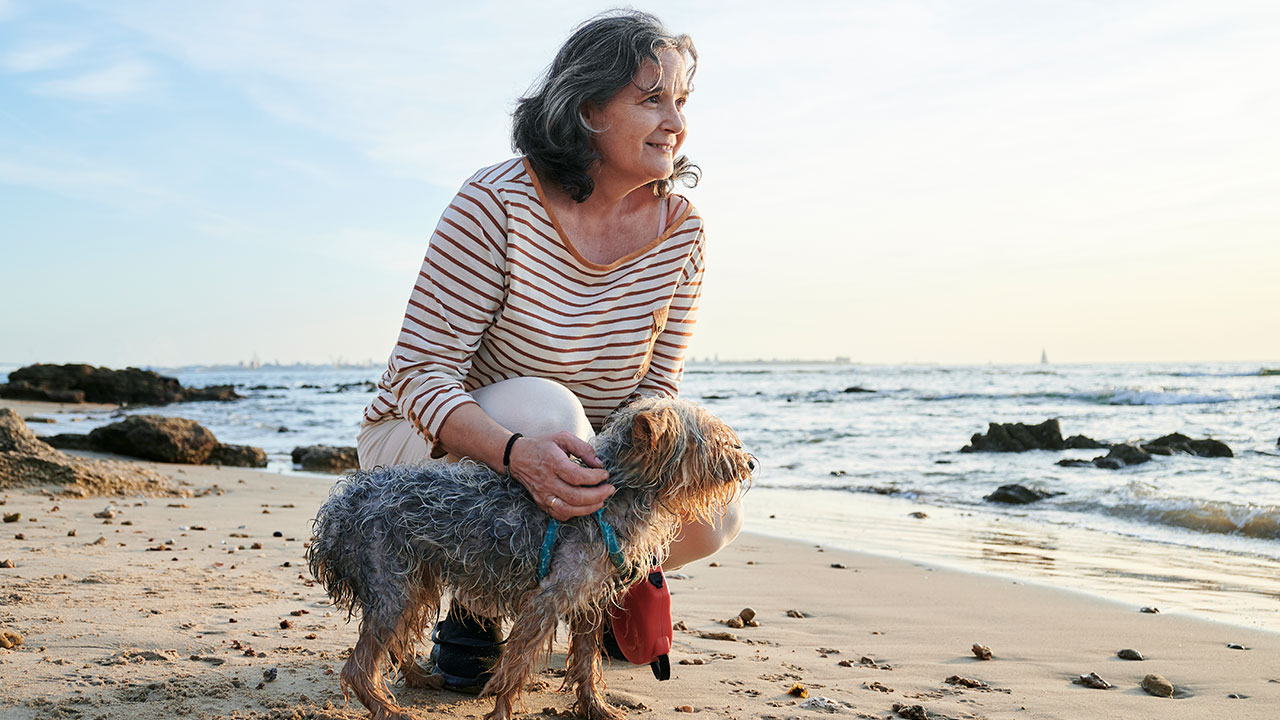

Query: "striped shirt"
(363, 157), (705, 449)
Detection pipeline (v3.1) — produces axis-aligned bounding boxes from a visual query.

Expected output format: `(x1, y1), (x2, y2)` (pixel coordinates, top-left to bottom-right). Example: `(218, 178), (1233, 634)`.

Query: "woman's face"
(584, 47), (689, 188)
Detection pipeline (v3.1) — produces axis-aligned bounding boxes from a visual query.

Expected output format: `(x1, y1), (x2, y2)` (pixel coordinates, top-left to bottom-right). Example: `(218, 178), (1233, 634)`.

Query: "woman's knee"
(470, 377), (594, 440)
(664, 495), (744, 571)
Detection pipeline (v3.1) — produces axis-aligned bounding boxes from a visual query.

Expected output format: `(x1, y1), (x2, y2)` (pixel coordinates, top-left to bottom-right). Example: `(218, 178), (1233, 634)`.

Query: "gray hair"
(511, 9), (701, 202)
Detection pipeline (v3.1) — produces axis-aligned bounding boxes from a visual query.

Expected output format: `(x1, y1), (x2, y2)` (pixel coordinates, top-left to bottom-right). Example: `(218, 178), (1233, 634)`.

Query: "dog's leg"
(567, 608), (624, 720)
(342, 624), (415, 720)
(342, 573), (441, 720)
(480, 584), (570, 720)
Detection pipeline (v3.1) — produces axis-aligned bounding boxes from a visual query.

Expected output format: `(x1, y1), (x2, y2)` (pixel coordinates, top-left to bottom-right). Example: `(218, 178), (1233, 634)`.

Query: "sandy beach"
(3, 400), (1278, 720)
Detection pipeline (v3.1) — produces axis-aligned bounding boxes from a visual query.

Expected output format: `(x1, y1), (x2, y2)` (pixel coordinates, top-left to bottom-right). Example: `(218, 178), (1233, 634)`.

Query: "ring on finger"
(548, 495), (559, 509)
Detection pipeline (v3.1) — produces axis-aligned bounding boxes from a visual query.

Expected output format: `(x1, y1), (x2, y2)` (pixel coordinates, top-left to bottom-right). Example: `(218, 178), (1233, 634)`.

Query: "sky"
(1, 0), (1278, 367)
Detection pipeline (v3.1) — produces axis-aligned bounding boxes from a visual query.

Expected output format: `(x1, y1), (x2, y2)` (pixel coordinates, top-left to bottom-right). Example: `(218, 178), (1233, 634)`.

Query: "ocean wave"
(1065, 492), (1280, 540)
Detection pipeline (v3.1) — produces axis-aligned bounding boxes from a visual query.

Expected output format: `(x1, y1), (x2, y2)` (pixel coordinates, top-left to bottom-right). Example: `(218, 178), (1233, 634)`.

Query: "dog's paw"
(574, 700), (626, 720)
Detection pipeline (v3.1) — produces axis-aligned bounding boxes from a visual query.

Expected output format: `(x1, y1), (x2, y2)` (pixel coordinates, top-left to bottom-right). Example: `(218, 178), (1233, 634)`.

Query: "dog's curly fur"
(308, 397), (754, 720)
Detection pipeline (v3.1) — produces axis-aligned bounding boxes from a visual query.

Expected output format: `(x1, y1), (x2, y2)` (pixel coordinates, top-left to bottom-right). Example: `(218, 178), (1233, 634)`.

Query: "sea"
(8, 361), (1280, 629)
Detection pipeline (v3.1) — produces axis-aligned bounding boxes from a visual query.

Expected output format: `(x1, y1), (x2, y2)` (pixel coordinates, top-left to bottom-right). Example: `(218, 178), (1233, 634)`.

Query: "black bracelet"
(503, 433), (523, 477)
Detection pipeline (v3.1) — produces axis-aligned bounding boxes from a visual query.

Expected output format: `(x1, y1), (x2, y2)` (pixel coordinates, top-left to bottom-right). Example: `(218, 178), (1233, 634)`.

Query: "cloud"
(2, 41), (83, 72)
(33, 59), (153, 100)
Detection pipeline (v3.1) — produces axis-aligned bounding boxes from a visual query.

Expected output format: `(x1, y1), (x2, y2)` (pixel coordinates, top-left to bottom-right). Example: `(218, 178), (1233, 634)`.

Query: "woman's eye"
(645, 95), (661, 104)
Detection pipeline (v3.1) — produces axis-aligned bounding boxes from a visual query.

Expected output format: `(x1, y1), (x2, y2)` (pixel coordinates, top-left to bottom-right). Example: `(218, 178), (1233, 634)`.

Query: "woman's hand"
(507, 432), (613, 521)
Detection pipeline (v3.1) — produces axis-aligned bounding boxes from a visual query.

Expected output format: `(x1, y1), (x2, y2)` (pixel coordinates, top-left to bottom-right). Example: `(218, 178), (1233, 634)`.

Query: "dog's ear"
(631, 407), (677, 451)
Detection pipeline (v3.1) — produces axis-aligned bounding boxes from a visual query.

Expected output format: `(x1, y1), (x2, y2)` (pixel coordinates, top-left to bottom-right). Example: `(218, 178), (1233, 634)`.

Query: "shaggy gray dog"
(308, 397), (753, 720)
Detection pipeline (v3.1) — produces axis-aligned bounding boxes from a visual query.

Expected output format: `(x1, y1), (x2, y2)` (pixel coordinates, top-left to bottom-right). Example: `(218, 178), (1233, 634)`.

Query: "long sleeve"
(632, 229), (704, 400)
(366, 180), (509, 445)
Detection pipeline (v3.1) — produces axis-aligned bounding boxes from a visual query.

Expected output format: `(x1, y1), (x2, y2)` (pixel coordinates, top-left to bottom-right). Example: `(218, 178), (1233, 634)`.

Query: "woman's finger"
(553, 432), (605, 469)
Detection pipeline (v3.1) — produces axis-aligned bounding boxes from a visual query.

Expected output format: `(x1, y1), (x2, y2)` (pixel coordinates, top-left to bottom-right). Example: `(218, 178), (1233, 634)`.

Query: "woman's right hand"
(507, 432), (613, 522)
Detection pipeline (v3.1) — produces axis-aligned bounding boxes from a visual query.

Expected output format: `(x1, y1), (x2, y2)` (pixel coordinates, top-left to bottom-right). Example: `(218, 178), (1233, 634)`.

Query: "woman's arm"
(437, 404), (613, 522)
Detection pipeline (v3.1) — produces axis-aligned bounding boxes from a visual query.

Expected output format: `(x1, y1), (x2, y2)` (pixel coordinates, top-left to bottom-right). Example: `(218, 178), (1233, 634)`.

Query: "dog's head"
(601, 397), (754, 522)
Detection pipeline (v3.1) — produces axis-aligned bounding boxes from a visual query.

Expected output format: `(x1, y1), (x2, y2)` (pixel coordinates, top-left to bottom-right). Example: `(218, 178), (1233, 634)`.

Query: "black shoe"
(601, 619), (627, 662)
(429, 604), (504, 694)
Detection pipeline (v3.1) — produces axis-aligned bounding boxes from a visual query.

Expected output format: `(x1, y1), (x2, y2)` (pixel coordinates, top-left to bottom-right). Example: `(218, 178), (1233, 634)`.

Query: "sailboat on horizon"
(1041, 349), (1049, 365)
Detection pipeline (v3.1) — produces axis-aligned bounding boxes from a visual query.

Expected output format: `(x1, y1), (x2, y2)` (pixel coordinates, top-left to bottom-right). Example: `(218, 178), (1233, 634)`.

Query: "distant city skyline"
(2, 1), (1278, 367)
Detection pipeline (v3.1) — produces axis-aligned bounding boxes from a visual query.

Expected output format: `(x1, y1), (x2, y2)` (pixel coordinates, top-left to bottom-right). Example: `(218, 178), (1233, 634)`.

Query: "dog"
(307, 397), (754, 720)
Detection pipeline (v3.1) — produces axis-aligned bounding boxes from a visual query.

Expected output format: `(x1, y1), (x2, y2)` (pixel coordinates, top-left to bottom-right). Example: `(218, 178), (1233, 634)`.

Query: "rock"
(0, 629), (24, 648)
(2, 513), (18, 523)
(984, 484), (1062, 504)
(0, 559), (14, 568)
(23, 417), (55, 424)
(1094, 457), (1125, 470)
(291, 445), (359, 473)
(798, 696), (842, 712)
(1143, 433), (1233, 458)
(788, 682), (808, 698)
(0, 363), (241, 405)
(1117, 648), (1144, 660)
(93, 506), (115, 519)
(1140, 606), (1160, 614)
(263, 667), (278, 682)
(205, 444), (268, 468)
(892, 703), (929, 720)
(1096, 444), (1152, 467)
(961, 419), (1065, 452)
(738, 608), (756, 623)
(0, 409), (180, 497)
(971, 643), (992, 660)
(43, 433), (98, 451)
(1226, 643), (1247, 650)
(1141, 673), (1173, 698)
(786, 609), (809, 618)
(1064, 434), (1109, 449)
(842, 386), (875, 393)
(89, 415), (218, 464)
(723, 616), (744, 629)
(945, 675), (989, 689)
(1055, 458), (1095, 468)
(1074, 672), (1112, 689)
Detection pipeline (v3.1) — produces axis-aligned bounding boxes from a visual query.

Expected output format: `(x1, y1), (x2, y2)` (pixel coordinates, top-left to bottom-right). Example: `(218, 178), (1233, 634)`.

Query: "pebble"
(1117, 649), (1144, 661)
(1139, 606), (1160, 614)
(0, 559), (14, 568)
(908, 512), (928, 519)
(945, 675), (989, 689)
(786, 609), (809, 619)
(1227, 643), (1248, 650)
(675, 705), (694, 713)
(0, 629), (24, 648)
(971, 643), (992, 660)
(93, 507), (115, 519)
(262, 667), (278, 682)
(830, 563), (847, 569)
(13, 533), (24, 540)
(3, 513), (20, 523)
(678, 658), (705, 665)
(1141, 673), (1173, 698)
(1073, 672), (1111, 690)
(67, 529), (76, 537)
(738, 608), (756, 623)
(787, 682), (808, 698)
(892, 703), (929, 720)
(273, 531), (283, 537)
(279, 620), (292, 629)
(723, 616), (744, 629)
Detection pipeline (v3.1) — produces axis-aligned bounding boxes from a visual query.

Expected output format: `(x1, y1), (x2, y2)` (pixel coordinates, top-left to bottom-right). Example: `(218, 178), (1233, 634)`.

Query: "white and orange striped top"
(363, 158), (705, 449)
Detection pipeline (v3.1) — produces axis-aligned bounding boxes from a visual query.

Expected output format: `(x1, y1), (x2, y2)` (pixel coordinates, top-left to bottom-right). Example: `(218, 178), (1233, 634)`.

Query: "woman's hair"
(512, 9), (700, 202)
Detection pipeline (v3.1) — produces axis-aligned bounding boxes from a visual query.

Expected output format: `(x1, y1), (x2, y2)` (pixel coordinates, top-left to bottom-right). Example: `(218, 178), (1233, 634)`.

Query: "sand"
(2, 401), (1277, 720)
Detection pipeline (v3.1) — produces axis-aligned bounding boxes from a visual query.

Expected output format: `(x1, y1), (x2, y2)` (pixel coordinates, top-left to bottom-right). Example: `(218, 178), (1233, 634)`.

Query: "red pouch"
(607, 565), (672, 680)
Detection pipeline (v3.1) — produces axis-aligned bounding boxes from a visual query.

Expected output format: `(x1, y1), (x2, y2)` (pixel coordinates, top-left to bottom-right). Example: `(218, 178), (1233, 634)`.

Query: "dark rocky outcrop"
(43, 433), (98, 451)
(88, 416), (219, 464)
(962, 419), (1065, 452)
(984, 484), (1064, 504)
(292, 445), (359, 473)
(1065, 434), (1110, 450)
(205, 443), (268, 468)
(1058, 443), (1152, 470)
(45, 424), (266, 468)
(1142, 433), (1233, 458)
(0, 409), (181, 497)
(0, 363), (241, 406)
(842, 386), (876, 393)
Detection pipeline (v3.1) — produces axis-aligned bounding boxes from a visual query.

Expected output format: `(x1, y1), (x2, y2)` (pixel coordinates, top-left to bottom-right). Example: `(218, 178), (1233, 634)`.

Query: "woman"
(357, 10), (741, 690)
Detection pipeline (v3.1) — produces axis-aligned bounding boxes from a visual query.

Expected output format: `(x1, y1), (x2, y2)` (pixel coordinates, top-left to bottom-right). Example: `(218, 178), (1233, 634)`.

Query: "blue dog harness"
(536, 509), (627, 581)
